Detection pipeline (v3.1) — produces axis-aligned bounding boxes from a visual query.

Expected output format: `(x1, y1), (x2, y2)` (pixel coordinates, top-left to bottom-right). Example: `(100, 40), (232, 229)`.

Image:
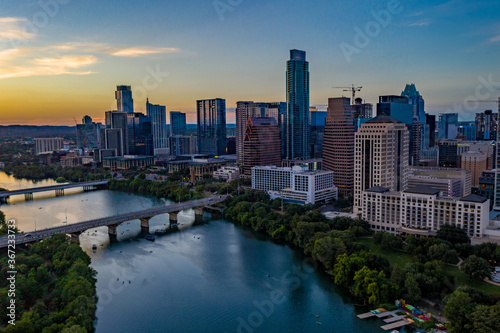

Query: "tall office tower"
(352, 98), (373, 119)
(268, 102), (287, 158)
(286, 49), (310, 160)
(115, 85), (134, 113)
(197, 98), (227, 156)
(127, 113), (154, 156)
(170, 111), (187, 136)
(82, 115), (92, 125)
(457, 122), (476, 141)
(353, 115), (409, 213)
(310, 108), (327, 159)
(104, 111), (129, 156)
(426, 114), (436, 147)
(235, 101), (284, 163)
(323, 97), (355, 197)
(402, 84), (427, 154)
(475, 110), (498, 140)
(438, 113), (459, 140)
(402, 84), (425, 122)
(494, 98), (500, 210)
(377, 95), (419, 165)
(242, 117), (281, 177)
(76, 116), (101, 151)
(146, 99), (168, 153)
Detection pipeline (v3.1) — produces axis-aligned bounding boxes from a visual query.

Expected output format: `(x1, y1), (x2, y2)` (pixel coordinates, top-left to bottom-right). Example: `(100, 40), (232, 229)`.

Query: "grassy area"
(359, 237), (500, 295)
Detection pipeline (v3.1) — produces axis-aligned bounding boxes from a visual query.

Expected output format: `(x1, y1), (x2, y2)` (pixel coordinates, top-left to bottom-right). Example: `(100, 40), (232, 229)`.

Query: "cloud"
(408, 20), (431, 27)
(109, 46), (180, 57)
(488, 35), (500, 43)
(0, 17), (35, 41)
(409, 11), (424, 17)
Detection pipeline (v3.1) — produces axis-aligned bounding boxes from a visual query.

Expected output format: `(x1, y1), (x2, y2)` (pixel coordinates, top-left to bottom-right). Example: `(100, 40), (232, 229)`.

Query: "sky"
(0, 0), (499, 125)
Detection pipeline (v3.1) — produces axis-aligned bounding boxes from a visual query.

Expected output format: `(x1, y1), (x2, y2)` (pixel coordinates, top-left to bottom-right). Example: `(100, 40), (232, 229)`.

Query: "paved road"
(0, 195), (227, 248)
(0, 180), (110, 198)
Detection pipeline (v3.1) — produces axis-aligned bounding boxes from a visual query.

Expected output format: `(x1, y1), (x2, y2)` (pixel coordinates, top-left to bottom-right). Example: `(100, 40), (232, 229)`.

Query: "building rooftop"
(365, 115), (402, 124)
(461, 194), (489, 203)
(365, 186), (390, 193)
(404, 185), (440, 195)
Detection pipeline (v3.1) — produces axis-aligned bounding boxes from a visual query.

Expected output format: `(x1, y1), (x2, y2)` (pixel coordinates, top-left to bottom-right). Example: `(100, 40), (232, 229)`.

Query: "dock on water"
(376, 310), (397, 318)
(357, 312), (376, 319)
(383, 315), (406, 323)
(380, 319), (411, 331)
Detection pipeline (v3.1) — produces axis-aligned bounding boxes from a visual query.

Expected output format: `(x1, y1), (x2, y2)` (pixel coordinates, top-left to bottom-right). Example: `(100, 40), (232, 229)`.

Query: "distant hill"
(0, 125), (76, 138)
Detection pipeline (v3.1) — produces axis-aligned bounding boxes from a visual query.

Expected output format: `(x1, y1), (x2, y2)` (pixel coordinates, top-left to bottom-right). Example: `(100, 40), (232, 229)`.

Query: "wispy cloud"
(109, 46), (179, 57)
(0, 17), (35, 41)
(408, 20), (431, 27)
(409, 11), (424, 17)
(487, 35), (500, 43)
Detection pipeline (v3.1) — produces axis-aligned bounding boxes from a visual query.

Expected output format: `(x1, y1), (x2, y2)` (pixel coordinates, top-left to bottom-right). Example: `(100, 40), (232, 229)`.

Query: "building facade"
(170, 111), (187, 136)
(409, 166), (472, 198)
(115, 85), (134, 113)
(146, 99), (168, 153)
(286, 49), (310, 160)
(169, 135), (197, 156)
(35, 138), (64, 155)
(310, 109), (327, 159)
(323, 97), (355, 197)
(354, 116), (409, 213)
(438, 113), (458, 140)
(242, 117), (281, 177)
(197, 98), (226, 156)
(76, 116), (101, 151)
(252, 165), (338, 204)
(461, 151), (489, 187)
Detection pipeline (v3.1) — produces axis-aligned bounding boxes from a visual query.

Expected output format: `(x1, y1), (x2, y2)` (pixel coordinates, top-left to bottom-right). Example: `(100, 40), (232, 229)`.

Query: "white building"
(35, 138), (64, 155)
(361, 185), (489, 239)
(214, 166), (240, 182)
(354, 116), (410, 213)
(252, 165), (338, 204)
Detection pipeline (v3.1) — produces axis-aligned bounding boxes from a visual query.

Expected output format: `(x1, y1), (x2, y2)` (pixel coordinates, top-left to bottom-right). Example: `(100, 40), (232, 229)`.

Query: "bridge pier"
(108, 224), (120, 242)
(140, 217), (151, 234)
(25, 193), (33, 201)
(194, 207), (204, 224)
(55, 189), (65, 197)
(69, 232), (82, 243)
(0, 196), (9, 204)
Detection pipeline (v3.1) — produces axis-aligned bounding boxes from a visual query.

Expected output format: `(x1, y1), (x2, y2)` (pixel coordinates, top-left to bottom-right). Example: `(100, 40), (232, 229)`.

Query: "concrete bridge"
(0, 180), (110, 203)
(0, 196), (227, 248)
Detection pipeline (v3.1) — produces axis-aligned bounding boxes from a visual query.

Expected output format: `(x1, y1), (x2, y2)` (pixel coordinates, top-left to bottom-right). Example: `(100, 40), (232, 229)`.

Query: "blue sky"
(0, 0), (499, 124)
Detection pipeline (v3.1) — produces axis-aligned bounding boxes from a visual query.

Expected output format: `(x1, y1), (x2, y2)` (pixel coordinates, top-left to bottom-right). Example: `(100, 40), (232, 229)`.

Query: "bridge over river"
(0, 196), (227, 248)
(0, 180), (110, 203)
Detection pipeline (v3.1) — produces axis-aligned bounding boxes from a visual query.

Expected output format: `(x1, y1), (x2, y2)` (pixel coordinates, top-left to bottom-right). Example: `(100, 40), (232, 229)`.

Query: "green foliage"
(437, 224), (470, 245)
(55, 177), (67, 183)
(0, 234), (97, 331)
(461, 255), (491, 281)
(4, 163), (111, 182)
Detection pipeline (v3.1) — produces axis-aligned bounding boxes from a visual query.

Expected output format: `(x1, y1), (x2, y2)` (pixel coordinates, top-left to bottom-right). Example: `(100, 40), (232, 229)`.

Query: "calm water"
(0, 172), (416, 333)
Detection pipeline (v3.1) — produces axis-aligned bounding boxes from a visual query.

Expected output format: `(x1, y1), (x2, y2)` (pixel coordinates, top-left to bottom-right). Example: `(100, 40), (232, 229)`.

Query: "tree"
(437, 224), (470, 244)
(469, 304), (500, 333)
(428, 243), (458, 264)
(461, 255), (491, 281)
(444, 290), (477, 333)
(333, 253), (366, 287)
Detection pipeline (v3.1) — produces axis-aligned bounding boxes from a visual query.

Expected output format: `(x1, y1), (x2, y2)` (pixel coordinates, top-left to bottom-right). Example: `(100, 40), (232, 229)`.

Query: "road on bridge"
(0, 195), (227, 248)
(0, 180), (110, 199)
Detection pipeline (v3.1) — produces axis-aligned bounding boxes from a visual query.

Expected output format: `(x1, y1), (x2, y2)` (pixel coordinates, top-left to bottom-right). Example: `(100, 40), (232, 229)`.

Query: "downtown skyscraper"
(146, 99), (168, 153)
(286, 49), (310, 160)
(115, 85), (134, 113)
(197, 98), (227, 156)
(170, 111), (187, 136)
(323, 97), (355, 197)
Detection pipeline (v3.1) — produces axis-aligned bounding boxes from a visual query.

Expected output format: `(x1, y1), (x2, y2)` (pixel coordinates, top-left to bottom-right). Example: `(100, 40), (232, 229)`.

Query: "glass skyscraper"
(197, 98), (226, 156)
(286, 49), (310, 160)
(170, 111), (187, 136)
(146, 99), (168, 152)
(115, 85), (134, 113)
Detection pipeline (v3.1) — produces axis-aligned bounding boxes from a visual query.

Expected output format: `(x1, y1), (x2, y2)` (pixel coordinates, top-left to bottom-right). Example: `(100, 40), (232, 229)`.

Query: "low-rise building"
(409, 167), (472, 197)
(252, 165), (338, 205)
(213, 166), (239, 182)
(361, 185), (489, 239)
(103, 155), (155, 170)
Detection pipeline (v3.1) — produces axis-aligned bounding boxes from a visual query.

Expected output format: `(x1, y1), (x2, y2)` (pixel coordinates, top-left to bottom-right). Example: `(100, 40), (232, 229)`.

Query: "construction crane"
(332, 84), (363, 102)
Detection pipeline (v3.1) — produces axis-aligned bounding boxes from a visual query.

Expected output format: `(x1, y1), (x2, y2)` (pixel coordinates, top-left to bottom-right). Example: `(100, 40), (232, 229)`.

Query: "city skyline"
(1, 0), (500, 125)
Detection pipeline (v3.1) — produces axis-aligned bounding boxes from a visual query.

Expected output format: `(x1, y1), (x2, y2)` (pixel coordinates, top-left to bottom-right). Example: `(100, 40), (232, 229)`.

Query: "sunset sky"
(0, 0), (499, 125)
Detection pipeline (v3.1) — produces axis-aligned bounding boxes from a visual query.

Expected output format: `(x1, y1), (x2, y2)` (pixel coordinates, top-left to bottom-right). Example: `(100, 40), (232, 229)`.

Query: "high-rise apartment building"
(438, 113), (459, 140)
(462, 151), (489, 187)
(475, 110), (498, 141)
(426, 114), (436, 147)
(169, 135), (197, 156)
(146, 99), (168, 153)
(351, 98), (373, 119)
(286, 49), (310, 160)
(115, 85), (134, 113)
(34, 138), (64, 155)
(354, 115), (409, 213)
(242, 117), (281, 177)
(323, 97), (355, 197)
(310, 108), (327, 159)
(197, 98), (226, 156)
(127, 113), (154, 156)
(104, 111), (129, 156)
(170, 111), (187, 136)
(76, 116), (101, 151)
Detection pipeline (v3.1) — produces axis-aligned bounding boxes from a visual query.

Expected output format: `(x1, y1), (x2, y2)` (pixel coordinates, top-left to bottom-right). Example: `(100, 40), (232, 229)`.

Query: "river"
(0, 172), (416, 333)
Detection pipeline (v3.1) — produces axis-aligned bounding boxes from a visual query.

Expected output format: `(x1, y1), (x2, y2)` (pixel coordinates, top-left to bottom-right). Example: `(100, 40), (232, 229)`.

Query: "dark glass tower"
(286, 49), (310, 160)
(197, 98), (226, 156)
